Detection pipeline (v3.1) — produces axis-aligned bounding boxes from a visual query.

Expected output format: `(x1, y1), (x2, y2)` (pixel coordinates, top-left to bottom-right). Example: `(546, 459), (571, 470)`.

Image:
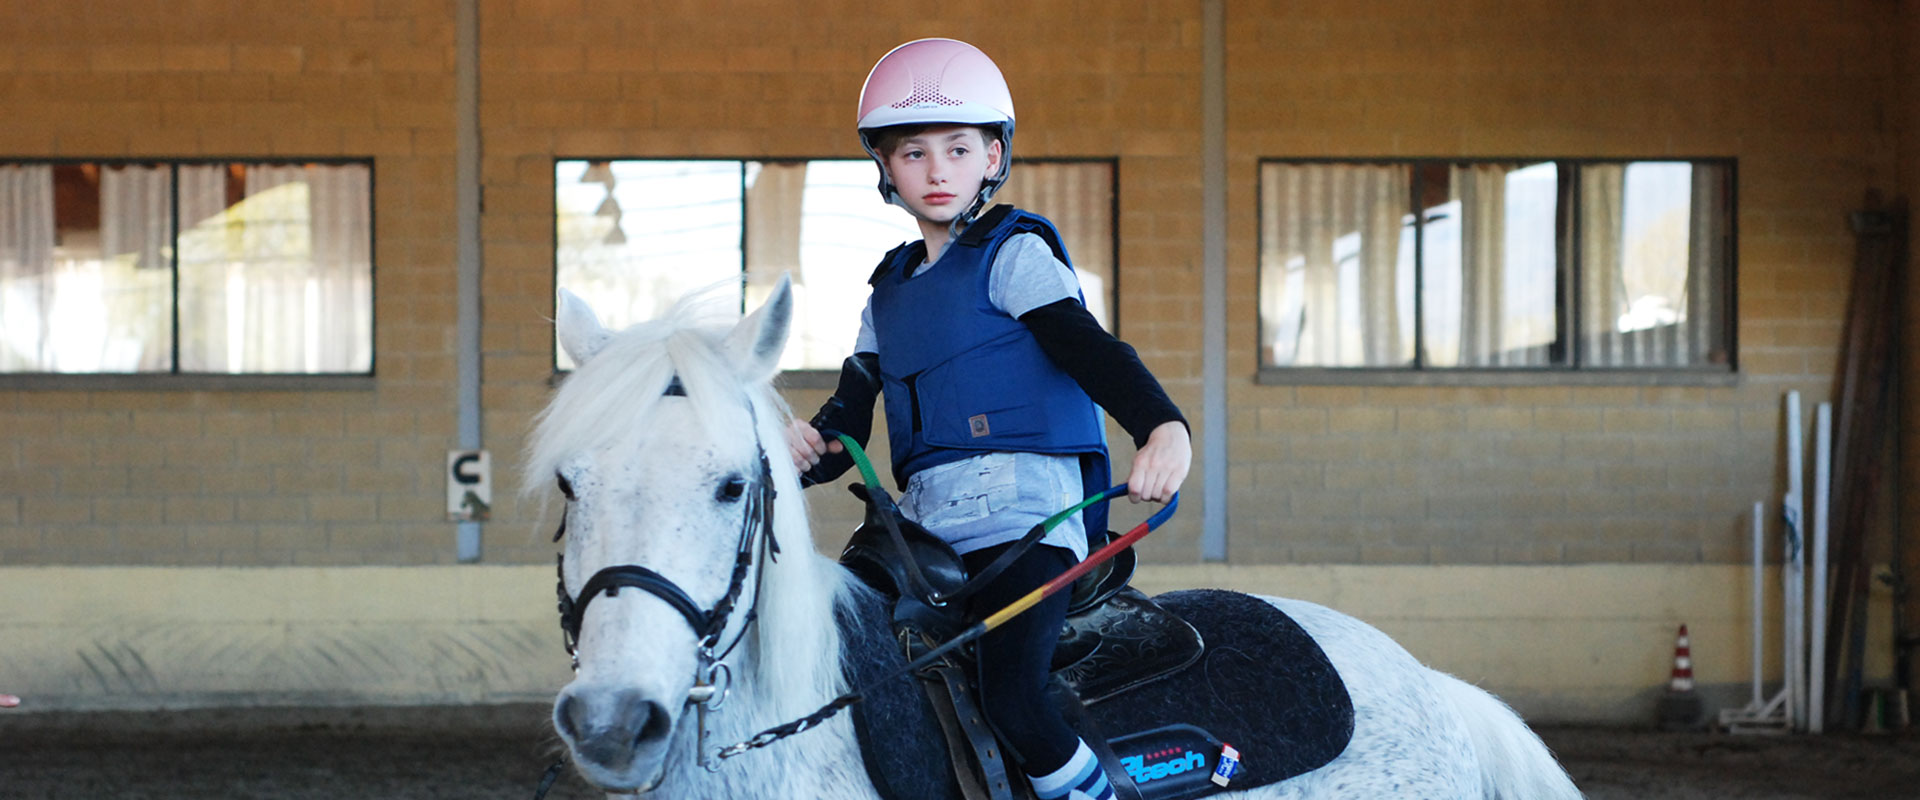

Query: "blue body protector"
(868, 205), (1112, 539)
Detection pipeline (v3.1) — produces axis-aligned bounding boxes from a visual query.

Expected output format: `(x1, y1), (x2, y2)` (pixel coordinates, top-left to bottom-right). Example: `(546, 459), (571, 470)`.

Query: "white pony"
(525, 278), (1583, 800)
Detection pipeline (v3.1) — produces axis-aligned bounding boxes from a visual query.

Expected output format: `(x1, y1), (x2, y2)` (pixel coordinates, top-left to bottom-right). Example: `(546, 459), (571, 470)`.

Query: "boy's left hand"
(1126, 421), (1190, 504)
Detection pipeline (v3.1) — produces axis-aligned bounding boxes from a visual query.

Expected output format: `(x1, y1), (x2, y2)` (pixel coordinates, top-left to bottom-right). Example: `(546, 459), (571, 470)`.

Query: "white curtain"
(1581, 165), (1627, 365)
(1444, 163), (1557, 367)
(101, 165), (171, 273)
(178, 163), (372, 373)
(0, 165), (55, 371)
(1260, 163), (1409, 367)
(305, 164), (373, 372)
(98, 164), (175, 371)
(1454, 164), (1510, 366)
(1580, 162), (1725, 368)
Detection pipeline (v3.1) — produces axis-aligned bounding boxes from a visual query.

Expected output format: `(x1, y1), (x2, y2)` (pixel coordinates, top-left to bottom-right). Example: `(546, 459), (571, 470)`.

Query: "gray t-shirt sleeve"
(989, 232), (1082, 318)
(853, 297), (878, 354)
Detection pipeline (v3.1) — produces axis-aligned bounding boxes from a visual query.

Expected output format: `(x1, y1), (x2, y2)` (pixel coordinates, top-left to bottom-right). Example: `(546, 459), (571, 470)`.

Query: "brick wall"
(0, 0), (1909, 569)
(0, 1), (462, 565)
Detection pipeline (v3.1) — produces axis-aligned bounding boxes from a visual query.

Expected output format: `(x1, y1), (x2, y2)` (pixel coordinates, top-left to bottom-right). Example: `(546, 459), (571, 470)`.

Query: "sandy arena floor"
(3, 704), (1918, 799)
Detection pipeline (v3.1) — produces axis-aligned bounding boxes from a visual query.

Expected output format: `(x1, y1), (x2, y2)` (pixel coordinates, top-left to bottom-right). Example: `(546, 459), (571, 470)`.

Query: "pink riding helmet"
(857, 38), (1016, 221)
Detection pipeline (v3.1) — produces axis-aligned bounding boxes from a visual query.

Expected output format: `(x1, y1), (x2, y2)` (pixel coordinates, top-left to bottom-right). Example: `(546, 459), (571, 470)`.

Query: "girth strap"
(926, 663), (1018, 800)
(561, 564), (711, 646)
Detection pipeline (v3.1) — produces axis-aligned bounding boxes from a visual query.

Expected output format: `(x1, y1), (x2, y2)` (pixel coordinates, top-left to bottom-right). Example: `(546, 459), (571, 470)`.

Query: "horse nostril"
(634, 700), (671, 746)
(555, 692), (585, 743)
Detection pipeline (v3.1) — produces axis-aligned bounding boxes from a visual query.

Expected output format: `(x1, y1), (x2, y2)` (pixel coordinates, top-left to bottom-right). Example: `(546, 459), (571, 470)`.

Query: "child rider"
(786, 38), (1191, 800)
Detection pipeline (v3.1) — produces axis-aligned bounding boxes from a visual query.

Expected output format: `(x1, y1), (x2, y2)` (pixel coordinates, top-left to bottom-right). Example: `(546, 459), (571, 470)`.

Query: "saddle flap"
(1052, 587), (1204, 705)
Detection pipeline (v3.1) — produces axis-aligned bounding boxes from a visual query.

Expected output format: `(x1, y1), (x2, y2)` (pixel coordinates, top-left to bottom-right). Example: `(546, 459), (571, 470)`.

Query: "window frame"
(0, 156), (378, 390)
(1254, 156), (1738, 387)
(549, 155), (1122, 386)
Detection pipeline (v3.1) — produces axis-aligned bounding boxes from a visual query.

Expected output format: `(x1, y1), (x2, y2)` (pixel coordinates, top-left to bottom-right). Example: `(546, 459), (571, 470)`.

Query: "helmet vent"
(893, 75), (963, 109)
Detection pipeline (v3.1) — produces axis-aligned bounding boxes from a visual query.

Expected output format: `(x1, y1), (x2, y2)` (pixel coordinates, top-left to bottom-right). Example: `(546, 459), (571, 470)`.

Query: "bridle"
(549, 377), (782, 777)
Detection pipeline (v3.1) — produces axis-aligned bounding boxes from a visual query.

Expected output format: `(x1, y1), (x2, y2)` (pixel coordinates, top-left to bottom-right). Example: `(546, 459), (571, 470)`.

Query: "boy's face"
(884, 126), (1003, 225)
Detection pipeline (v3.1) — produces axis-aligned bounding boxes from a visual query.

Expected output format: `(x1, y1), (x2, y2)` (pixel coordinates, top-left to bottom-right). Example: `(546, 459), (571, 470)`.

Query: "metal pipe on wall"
(454, 0), (483, 562)
(1200, 0), (1228, 561)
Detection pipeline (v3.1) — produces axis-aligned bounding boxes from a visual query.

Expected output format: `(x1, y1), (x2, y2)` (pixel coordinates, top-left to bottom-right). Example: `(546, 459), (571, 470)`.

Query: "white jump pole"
(1750, 499), (1766, 709)
(1809, 402), (1832, 734)
(1724, 498), (1787, 732)
(1785, 391), (1806, 733)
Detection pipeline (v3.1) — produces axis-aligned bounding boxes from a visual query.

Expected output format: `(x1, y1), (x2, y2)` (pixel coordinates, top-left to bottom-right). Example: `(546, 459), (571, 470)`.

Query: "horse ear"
(726, 273), (792, 384)
(556, 289), (612, 366)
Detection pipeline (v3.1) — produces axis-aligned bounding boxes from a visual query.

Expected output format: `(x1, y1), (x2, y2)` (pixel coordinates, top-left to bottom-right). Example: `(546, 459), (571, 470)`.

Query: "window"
(1258, 159), (1733, 375)
(553, 158), (1118, 371)
(0, 160), (374, 375)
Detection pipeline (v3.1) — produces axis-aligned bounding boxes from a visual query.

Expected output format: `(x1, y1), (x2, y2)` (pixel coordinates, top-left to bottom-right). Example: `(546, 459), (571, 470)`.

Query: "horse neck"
(740, 545), (850, 722)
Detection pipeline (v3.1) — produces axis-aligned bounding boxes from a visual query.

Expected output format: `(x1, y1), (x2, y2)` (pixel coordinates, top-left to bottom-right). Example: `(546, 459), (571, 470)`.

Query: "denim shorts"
(900, 451), (1088, 560)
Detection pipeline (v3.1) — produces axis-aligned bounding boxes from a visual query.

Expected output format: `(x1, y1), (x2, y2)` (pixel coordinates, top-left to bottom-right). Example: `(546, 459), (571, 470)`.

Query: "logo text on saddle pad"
(1121, 749), (1207, 784)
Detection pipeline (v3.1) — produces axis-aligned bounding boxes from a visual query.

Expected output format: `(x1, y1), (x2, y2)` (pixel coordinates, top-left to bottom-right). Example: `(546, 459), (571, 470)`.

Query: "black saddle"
(837, 483), (1197, 701)
(837, 487), (1354, 800)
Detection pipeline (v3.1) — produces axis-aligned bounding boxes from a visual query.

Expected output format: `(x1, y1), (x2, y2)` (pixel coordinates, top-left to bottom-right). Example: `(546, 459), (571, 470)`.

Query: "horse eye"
(716, 474), (747, 503)
(556, 473), (575, 500)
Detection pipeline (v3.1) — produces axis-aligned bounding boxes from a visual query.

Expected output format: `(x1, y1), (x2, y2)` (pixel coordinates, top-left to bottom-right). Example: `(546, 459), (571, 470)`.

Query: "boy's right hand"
(786, 419), (845, 474)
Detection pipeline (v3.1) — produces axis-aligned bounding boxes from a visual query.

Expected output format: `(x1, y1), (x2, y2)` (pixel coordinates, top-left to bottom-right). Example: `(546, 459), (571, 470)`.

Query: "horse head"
(526, 277), (799, 792)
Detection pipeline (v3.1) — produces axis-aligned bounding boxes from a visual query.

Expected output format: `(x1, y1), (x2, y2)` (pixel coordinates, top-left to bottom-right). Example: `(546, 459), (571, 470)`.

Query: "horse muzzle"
(555, 684), (676, 791)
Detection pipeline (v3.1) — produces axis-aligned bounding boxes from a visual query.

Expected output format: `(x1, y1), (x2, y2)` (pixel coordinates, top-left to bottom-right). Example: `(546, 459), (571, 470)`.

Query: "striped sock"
(1027, 740), (1115, 800)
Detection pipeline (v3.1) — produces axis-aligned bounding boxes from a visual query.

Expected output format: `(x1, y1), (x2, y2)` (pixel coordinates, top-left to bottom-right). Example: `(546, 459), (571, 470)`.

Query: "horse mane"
(523, 285), (857, 723)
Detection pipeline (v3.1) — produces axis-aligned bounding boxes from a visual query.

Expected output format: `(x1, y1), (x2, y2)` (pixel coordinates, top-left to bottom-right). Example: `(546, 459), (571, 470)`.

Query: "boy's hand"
(1126, 421), (1190, 504)
(786, 419), (844, 473)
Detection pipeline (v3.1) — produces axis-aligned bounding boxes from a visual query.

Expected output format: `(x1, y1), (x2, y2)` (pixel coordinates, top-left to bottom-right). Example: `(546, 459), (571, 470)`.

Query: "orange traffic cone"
(1659, 624), (1702, 729)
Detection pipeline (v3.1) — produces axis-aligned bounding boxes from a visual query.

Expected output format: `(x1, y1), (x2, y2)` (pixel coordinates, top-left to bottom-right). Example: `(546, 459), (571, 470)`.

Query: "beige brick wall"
(0, 1), (1910, 570)
(0, 2), (462, 565)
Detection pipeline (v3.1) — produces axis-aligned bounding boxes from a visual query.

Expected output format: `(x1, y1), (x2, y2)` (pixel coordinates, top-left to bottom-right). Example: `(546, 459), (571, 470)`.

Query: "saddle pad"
(839, 585), (969, 800)
(1083, 589), (1354, 795)
(838, 586), (1355, 800)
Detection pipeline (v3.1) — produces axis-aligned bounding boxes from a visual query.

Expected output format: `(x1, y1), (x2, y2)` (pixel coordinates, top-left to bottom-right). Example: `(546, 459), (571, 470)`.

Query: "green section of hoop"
(1041, 485), (1126, 534)
(833, 433), (882, 489)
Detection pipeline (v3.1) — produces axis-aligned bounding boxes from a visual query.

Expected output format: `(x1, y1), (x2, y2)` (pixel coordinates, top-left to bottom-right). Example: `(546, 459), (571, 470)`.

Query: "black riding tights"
(962, 542), (1080, 777)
